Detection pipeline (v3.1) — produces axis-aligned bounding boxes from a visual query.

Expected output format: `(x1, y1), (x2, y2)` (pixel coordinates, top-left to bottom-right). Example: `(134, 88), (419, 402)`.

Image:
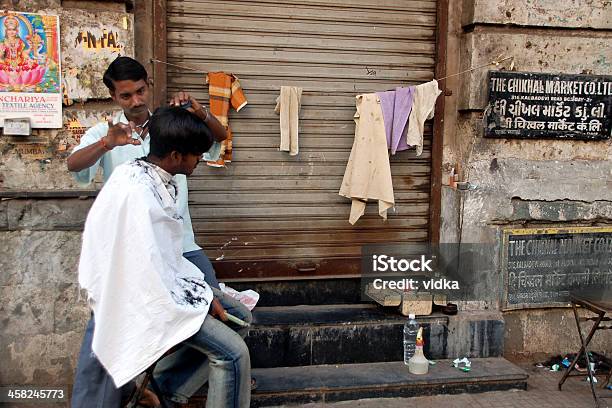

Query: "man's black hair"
(102, 56), (148, 92)
(148, 107), (213, 158)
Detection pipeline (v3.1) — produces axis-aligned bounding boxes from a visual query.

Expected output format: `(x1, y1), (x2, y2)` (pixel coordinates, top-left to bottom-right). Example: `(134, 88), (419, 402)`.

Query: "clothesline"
(151, 58), (206, 73)
(151, 56), (515, 83)
(151, 59), (444, 226)
(435, 56), (514, 81)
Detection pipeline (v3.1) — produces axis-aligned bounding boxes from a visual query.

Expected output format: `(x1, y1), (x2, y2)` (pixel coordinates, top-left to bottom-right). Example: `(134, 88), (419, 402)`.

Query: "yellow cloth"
(339, 93), (394, 225)
(274, 86), (302, 156)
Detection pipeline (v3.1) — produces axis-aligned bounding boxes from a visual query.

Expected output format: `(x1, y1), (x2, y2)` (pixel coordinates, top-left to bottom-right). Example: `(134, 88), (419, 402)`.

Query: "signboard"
(3, 117), (30, 135)
(14, 143), (49, 159)
(502, 227), (612, 310)
(485, 71), (611, 140)
(0, 11), (62, 128)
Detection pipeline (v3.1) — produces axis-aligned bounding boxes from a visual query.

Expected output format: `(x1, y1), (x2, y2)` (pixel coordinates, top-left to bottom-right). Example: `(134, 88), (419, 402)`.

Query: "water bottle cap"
(408, 314), (415, 319)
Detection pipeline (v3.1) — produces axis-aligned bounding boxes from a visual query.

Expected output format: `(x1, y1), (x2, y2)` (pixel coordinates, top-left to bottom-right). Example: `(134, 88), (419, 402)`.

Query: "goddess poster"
(0, 11), (62, 128)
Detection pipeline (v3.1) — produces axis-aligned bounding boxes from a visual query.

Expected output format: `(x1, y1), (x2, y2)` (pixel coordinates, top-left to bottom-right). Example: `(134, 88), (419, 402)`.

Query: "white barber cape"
(78, 159), (213, 387)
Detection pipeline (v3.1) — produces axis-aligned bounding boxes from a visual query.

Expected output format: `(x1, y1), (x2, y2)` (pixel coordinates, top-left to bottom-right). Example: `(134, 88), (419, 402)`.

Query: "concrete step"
(190, 358), (528, 407)
(245, 304), (504, 368)
(229, 278), (363, 307)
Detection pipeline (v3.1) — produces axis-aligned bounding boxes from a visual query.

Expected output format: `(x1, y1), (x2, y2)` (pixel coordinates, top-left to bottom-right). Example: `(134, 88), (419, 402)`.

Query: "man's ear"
(170, 151), (182, 162)
(147, 78), (154, 87)
(109, 89), (116, 102)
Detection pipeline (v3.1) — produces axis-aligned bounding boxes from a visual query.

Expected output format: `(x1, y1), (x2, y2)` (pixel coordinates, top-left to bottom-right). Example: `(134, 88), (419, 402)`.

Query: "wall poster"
(0, 11), (62, 128)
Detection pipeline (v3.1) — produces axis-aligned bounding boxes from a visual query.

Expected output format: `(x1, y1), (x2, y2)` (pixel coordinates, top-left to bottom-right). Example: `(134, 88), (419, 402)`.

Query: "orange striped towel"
(206, 72), (248, 167)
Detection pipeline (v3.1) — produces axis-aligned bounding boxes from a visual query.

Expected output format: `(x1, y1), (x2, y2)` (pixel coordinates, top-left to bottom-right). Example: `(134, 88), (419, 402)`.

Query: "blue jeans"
(184, 249), (221, 289)
(185, 310), (251, 408)
(71, 250), (251, 407)
(71, 315), (135, 408)
(154, 287), (252, 406)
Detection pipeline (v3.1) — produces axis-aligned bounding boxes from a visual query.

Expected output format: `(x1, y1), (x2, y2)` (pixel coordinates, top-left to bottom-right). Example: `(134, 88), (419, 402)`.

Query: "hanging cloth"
(377, 86), (415, 155)
(205, 72), (248, 167)
(405, 79), (441, 157)
(339, 93), (394, 225)
(274, 86), (302, 156)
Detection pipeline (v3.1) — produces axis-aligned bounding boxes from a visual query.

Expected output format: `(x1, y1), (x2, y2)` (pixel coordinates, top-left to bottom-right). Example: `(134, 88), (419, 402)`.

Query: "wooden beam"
(134, 0), (154, 78)
(429, 0), (449, 244)
(152, 0), (167, 108)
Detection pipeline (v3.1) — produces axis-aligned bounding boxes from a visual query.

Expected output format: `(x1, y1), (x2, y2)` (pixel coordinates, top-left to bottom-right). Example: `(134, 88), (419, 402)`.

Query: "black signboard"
(485, 71), (612, 140)
(502, 227), (612, 310)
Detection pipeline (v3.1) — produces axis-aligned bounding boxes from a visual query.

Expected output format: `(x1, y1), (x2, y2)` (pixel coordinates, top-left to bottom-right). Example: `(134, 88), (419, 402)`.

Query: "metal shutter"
(166, 0), (437, 280)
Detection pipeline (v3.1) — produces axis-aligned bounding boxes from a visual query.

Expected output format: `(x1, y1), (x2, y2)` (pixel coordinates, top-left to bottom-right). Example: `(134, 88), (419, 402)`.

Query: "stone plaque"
(502, 227), (612, 310)
(485, 71), (611, 140)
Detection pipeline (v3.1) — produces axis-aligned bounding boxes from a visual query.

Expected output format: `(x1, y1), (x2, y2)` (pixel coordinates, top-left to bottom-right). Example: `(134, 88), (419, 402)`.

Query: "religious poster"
(485, 71), (611, 140)
(0, 11), (62, 128)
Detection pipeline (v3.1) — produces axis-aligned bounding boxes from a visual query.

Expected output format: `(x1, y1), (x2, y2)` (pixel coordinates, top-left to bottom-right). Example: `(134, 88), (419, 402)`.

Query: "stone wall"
(0, 0), (133, 390)
(440, 0), (612, 357)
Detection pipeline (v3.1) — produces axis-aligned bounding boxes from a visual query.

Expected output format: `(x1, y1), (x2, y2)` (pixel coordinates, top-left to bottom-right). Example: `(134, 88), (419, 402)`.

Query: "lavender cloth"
(376, 86), (415, 154)
(377, 90), (396, 149)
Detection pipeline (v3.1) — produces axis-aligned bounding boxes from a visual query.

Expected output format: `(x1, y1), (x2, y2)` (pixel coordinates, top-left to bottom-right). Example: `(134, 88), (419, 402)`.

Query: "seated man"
(77, 107), (251, 408)
(70, 56), (253, 408)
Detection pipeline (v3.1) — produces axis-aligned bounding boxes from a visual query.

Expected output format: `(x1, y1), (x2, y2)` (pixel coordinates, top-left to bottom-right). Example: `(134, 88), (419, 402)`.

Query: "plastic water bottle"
(403, 313), (419, 364)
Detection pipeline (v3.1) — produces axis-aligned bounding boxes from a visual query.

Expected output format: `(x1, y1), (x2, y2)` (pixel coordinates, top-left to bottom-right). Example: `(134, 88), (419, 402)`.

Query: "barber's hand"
(169, 91), (208, 121)
(104, 119), (141, 149)
(210, 297), (228, 321)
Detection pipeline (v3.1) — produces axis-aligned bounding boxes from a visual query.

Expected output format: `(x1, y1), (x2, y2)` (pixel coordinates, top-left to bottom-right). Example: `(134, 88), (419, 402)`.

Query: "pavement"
(3, 362), (609, 408)
(271, 363), (611, 408)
